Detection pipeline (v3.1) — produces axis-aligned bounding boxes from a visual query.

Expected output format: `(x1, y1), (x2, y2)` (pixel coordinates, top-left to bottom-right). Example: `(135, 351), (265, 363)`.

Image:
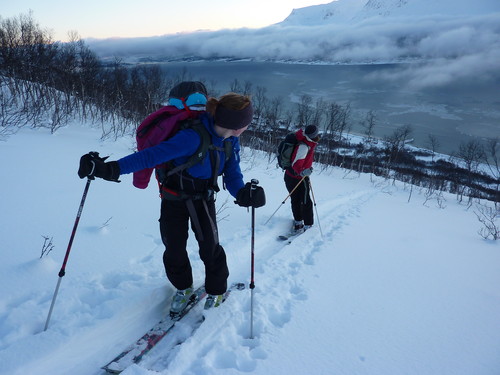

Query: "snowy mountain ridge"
(281, 0), (500, 26)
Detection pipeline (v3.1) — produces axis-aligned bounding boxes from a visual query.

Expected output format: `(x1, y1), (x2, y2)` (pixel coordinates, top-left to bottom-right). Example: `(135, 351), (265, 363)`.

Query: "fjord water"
(160, 60), (499, 155)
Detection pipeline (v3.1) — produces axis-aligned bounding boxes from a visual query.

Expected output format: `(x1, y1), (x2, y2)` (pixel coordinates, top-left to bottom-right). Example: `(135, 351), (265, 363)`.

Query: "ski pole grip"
(250, 179), (259, 197)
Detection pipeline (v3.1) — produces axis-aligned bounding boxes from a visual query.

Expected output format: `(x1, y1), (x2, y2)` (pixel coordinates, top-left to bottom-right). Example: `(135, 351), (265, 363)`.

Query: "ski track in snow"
(129, 188), (377, 374)
(0, 180), (376, 375)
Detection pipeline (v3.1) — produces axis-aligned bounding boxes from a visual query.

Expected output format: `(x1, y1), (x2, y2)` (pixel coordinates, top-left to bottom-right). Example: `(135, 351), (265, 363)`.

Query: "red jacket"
(285, 129), (318, 179)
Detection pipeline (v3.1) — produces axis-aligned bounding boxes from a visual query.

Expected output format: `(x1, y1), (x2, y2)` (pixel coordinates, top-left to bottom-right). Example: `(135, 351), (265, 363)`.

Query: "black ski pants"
(284, 173), (314, 226)
(160, 197), (229, 295)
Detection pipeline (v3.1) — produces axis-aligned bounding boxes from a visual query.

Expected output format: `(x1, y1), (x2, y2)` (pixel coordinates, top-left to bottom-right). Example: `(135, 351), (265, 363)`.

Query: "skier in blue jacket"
(78, 90), (265, 315)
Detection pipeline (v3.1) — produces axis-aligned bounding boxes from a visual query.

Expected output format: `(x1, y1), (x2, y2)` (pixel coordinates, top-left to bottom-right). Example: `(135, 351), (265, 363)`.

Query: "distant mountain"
(280, 0), (500, 26)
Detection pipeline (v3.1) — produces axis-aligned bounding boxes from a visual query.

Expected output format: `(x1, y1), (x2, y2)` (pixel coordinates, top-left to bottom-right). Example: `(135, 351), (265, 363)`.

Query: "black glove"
(300, 167), (313, 177)
(235, 182), (266, 208)
(78, 152), (121, 182)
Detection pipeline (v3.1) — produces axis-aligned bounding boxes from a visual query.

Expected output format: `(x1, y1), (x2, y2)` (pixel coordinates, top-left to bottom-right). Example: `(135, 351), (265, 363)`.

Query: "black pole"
(308, 178), (323, 238)
(249, 178), (258, 339)
(44, 178), (92, 331)
(264, 175), (306, 225)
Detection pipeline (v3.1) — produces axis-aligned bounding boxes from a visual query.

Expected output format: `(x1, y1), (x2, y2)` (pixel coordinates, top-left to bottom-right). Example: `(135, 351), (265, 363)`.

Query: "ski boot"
(204, 294), (223, 310)
(293, 220), (304, 234)
(169, 286), (194, 318)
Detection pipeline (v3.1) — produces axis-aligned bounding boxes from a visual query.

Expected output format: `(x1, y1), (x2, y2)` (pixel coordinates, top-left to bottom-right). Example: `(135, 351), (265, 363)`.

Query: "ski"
(102, 285), (207, 374)
(102, 282), (245, 374)
(221, 282), (245, 302)
(278, 226), (313, 242)
(278, 231), (302, 242)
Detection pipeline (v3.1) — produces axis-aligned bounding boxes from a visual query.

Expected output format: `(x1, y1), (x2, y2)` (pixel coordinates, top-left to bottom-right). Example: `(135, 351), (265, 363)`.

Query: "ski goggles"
(169, 92), (207, 110)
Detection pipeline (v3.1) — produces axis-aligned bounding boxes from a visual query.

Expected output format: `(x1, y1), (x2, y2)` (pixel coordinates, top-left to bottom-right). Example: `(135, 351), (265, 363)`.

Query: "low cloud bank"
(87, 13), (500, 89)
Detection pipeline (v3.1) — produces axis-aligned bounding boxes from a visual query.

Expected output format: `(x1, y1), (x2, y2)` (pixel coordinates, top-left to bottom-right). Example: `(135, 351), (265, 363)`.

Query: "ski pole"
(308, 179), (323, 238)
(44, 178), (92, 331)
(264, 175), (306, 225)
(249, 178), (259, 339)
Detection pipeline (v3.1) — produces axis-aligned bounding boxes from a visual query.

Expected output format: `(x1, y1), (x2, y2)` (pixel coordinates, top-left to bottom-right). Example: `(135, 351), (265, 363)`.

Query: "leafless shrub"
(40, 235), (54, 258)
(423, 189), (447, 209)
(100, 217), (113, 230)
(216, 197), (231, 223)
(474, 203), (499, 240)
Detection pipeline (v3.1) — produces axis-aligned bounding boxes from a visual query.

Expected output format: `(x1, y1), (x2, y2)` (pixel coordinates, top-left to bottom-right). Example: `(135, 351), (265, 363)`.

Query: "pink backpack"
(132, 106), (198, 189)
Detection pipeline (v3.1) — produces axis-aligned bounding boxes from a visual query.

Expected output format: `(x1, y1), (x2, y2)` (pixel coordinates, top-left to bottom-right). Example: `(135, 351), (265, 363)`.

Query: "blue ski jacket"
(117, 112), (245, 198)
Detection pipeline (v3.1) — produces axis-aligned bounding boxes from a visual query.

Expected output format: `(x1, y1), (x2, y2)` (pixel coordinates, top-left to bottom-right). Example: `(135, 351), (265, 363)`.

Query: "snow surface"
(0, 122), (499, 375)
(281, 0), (500, 26)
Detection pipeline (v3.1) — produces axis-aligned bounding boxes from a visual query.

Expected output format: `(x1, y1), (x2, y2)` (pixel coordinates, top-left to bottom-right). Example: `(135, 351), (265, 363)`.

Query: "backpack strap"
(223, 139), (233, 162)
(185, 197), (218, 243)
(208, 138), (234, 191)
(159, 120), (234, 196)
(165, 119), (211, 177)
(208, 147), (221, 192)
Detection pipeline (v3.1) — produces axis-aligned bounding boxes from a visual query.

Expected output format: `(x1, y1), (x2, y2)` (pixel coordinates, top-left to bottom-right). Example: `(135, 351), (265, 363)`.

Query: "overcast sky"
(2, 0), (330, 41)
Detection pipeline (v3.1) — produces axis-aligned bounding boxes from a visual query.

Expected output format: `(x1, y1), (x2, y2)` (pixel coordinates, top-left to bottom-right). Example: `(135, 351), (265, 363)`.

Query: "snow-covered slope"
(281, 0), (500, 26)
(0, 122), (499, 375)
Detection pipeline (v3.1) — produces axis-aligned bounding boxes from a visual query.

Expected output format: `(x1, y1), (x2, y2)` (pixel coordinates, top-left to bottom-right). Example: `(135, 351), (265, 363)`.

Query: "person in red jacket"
(284, 125), (320, 234)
